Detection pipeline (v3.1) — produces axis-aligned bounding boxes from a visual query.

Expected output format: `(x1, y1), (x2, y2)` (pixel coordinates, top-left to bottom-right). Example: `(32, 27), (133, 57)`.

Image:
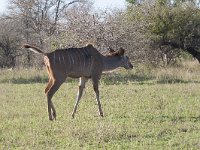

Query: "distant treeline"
(0, 0), (200, 68)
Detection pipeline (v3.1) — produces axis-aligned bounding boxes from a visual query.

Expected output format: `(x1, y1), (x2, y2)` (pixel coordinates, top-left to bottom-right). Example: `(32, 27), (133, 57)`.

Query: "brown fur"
(23, 44), (133, 120)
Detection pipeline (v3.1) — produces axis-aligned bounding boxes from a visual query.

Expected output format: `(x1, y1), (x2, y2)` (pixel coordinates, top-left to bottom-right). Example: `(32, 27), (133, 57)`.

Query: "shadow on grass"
(0, 76), (77, 84)
(101, 73), (154, 85)
(155, 115), (200, 123)
(156, 78), (200, 84)
(1, 73), (200, 85)
(0, 76), (49, 84)
(139, 115), (200, 124)
(101, 73), (200, 85)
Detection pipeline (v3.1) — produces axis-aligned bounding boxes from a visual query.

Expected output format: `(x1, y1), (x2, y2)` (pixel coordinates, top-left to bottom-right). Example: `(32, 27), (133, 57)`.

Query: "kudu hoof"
(72, 113), (75, 119)
(49, 117), (54, 121)
(100, 113), (104, 117)
(53, 112), (56, 120)
(49, 113), (56, 121)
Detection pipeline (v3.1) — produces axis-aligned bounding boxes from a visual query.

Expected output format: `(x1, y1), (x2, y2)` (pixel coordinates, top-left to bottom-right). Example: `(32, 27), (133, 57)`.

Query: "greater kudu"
(23, 44), (133, 120)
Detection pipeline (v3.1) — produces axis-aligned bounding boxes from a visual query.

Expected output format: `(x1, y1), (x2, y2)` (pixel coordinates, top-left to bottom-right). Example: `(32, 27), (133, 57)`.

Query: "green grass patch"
(0, 62), (200, 149)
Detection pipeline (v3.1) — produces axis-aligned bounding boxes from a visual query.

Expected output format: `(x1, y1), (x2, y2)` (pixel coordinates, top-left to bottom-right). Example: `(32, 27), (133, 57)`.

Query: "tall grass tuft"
(0, 68), (48, 84)
(1, 60), (200, 84)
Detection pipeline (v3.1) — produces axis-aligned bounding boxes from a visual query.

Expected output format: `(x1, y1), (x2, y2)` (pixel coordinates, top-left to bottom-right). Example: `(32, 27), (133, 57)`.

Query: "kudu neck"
(102, 55), (122, 71)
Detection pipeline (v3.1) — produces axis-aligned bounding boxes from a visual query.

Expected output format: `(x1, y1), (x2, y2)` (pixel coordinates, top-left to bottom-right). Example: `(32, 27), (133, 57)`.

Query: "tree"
(0, 18), (23, 68)
(2, 0), (82, 67)
(59, 2), (146, 62)
(0, 0), (146, 68)
(126, 0), (200, 66)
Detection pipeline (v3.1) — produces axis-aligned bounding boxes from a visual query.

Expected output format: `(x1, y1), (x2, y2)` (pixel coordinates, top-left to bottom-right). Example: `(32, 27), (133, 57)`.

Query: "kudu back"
(23, 44), (133, 120)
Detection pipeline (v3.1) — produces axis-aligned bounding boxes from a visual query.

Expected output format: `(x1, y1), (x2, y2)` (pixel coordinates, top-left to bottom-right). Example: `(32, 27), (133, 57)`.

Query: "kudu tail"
(23, 44), (46, 55)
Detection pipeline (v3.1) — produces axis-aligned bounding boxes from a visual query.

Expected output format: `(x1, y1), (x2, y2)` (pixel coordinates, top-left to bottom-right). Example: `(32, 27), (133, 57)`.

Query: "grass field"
(0, 62), (200, 149)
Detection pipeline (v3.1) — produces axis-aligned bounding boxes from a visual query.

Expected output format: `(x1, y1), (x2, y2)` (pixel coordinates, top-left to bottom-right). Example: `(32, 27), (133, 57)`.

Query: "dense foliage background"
(0, 0), (200, 68)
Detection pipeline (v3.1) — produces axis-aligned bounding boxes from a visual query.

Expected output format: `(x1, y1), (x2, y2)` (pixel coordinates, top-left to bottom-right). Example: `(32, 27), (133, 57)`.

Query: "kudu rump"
(23, 44), (133, 120)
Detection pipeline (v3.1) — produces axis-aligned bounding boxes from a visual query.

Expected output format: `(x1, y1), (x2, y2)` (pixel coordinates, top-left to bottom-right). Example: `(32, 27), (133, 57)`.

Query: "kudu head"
(108, 47), (133, 69)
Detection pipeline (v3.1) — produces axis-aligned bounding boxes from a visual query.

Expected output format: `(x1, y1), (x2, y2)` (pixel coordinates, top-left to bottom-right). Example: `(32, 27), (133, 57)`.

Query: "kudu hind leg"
(45, 78), (53, 94)
(45, 65), (53, 94)
(72, 77), (88, 118)
(92, 79), (103, 117)
(46, 79), (64, 120)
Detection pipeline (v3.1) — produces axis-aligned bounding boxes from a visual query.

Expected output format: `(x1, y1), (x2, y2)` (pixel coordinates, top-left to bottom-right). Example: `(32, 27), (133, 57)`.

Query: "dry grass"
(153, 60), (200, 82)
(0, 61), (200, 149)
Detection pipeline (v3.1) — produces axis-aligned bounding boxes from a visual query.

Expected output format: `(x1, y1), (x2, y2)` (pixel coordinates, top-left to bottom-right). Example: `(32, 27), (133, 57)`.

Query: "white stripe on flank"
(62, 55), (66, 67)
(82, 50), (90, 72)
(67, 52), (72, 68)
(80, 50), (85, 71)
(74, 51), (78, 66)
(84, 49), (89, 57)
(58, 55), (61, 64)
(53, 52), (56, 65)
(77, 51), (80, 66)
(88, 56), (92, 72)
(77, 50), (82, 72)
(71, 53), (75, 65)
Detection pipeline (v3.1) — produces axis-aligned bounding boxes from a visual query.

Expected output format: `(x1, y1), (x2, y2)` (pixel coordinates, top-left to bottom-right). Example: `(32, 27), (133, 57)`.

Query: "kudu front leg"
(93, 81), (103, 117)
(72, 77), (88, 118)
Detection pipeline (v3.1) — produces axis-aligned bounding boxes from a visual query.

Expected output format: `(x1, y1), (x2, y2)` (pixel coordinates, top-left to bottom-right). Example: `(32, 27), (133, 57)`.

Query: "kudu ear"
(108, 46), (115, 53)
(118, 47), (125, 56)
